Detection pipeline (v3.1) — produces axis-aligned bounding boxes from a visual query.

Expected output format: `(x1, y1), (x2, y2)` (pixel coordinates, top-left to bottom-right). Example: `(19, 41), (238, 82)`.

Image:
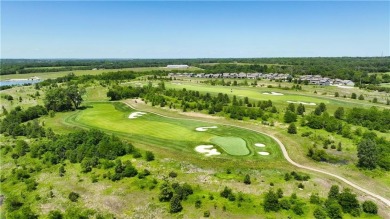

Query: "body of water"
(0, 79), (42, 87)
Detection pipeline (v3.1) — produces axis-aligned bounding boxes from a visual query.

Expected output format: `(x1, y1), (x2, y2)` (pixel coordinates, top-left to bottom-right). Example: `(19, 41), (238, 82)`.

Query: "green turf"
(56, 102), (282, 161)
(210, 136), (249, 155)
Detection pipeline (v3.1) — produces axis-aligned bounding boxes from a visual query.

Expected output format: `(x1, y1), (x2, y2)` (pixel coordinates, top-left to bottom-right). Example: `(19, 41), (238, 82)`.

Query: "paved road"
(124, 101), (390, 208)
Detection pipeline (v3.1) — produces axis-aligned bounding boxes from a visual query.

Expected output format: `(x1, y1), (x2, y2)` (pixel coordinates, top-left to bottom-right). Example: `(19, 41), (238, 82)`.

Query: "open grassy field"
(162, 79), (390, 111)
(0, 66), (202, 80)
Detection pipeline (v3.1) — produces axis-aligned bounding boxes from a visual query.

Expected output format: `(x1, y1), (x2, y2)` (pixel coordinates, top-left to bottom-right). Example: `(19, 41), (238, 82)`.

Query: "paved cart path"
(124, 101), (390, 208)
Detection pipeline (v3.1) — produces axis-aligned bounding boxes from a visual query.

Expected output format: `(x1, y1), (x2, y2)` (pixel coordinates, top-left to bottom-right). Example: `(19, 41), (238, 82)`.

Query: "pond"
(0, 79), (42, 87)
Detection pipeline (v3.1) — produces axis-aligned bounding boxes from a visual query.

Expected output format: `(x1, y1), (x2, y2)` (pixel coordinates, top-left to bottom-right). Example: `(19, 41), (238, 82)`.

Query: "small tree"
(313, 207), (327, 219)
(338, 188), (360, 214)
(328, 185), (339, 199)
(310, 193), (321, 204)
(59, 165), (66, 177)
(145, 151), (155, 161)
(288, 123), (297, 134)
(159, 182), (173, 202)
(220, 186), (233, 198)
(358, 94), (364, 100)
(362, 200), (377, 214)
(276, 188), (283, 198)
(351, 93), (357, 99)
(244, 174), (251, 185)
(297, 103), (305, 115)
(48, 210), (63, 219)
(334, 107), (344, 119)
(326, 202), (342, 219)
(284, 110), (297, 123)
(170, 195), (183, 213)
(263, 189), (280, 212)
(292, 204), (304, 215)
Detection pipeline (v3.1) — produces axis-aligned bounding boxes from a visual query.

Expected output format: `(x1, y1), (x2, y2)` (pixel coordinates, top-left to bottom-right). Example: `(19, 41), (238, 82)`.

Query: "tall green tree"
(296, 103), (305, 115)
(357, 138), (378, 169)
(287, 123), (297, 134)
(284, 110), (297, 123)
(263, 189), (280, 212)
(334, 107), (345, 119)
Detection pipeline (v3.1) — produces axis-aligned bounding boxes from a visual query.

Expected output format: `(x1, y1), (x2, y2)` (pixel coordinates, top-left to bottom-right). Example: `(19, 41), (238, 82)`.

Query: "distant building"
(167, 65), (189, 69)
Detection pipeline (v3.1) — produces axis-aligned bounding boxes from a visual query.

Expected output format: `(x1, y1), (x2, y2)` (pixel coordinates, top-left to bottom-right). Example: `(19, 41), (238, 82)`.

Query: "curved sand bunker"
(255, 143), (266, 147)
(195, 145), (221, 156)
(258, 152), (270, 156)
(195, 126), (218, 132)
(286, 101), (316, 106)
(128, 112), (147, 119)
(263, 92), (284, 96)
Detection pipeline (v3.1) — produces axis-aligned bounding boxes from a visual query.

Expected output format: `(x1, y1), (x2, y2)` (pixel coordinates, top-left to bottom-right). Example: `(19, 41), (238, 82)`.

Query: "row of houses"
(167, 72), (355, 86)
(167, 72), (291, 80)
(299, 75), (355, 86)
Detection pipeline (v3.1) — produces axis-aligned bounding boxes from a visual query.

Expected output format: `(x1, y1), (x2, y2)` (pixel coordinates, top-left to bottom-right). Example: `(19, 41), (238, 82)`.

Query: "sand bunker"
(128, 112), (147, 119)
(255, 143), (266, 147)
(263, 92), (284, 96)
(195, 126), (218, 132)
(195, 145), (221, 156)
(258, 152), (270, 156)
(286, 101), (316, 106)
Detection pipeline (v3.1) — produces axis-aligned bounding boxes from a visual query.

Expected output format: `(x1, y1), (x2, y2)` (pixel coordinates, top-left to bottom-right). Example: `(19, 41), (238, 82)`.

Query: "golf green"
(210, 136), (249, 156)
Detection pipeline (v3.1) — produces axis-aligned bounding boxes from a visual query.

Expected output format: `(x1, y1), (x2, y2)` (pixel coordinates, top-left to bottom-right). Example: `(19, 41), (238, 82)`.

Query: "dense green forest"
(2, 58), (389, 84)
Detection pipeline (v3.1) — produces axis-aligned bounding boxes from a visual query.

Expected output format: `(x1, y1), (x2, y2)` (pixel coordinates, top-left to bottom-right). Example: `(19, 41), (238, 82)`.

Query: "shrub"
(263, 189), (280, 212)
(195, 200), (201, 208)
(68, 192), (80, 202)
(313, 207), (327, 219)
(280, 199), (291, 210)
(220, 187), (233, 199)
(244, 174), (251, 184)
(145, 151), (155, 161)
(48, 210), (63, 219)
(203, 210), (210, 217)
(169, 171), (177, 178)
(169, 195), (182, 213)
(362, 200), (377, 214)
(292, 204), (304, 215)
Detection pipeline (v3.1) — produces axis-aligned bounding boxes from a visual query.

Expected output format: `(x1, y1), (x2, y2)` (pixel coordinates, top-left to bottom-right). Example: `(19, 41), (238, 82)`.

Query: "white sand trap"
(195, 145), (221, 156)
(286, 101), (316, 106)
(128, 112), (147, 119)
(258, 152), (270, 156)
(263, 92), (284, 96)
(255, 143), (266, 147)
(195, 126), (218, 132)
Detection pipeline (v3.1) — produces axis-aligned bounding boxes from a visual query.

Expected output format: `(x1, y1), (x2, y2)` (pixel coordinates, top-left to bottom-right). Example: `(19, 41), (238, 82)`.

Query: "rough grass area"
(210, 136), (249, 156)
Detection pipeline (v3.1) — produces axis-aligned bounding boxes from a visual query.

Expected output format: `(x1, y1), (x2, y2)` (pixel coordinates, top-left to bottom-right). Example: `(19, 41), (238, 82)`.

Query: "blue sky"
(1, 1), (389, 58)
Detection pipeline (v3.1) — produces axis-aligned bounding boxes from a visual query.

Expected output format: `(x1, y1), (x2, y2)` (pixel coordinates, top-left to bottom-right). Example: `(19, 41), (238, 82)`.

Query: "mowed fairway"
(65, 102), (282, 160)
